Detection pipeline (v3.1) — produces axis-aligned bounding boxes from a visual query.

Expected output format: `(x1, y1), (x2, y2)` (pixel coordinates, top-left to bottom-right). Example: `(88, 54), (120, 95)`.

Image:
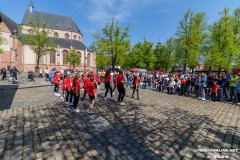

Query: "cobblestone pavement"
(0, 81), (239, 160)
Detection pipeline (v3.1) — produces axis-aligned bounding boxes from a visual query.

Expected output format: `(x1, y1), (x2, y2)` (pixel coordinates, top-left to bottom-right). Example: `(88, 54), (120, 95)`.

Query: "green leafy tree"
(131, 39), (156, 70)
(205, 7), (236, 75)
(176, 9), (207, 73)
(19, 14), (55, 74)
(66, 48), (81, 69)
(93, 18), (130, 71)
(0, 27), (4, 54)
(233, 7), (240, 68)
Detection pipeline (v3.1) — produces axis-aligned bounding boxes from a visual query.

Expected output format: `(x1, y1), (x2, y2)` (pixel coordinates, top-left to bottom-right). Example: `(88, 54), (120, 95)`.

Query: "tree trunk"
(191, 67), (194, 74)
(171, 66), (175, 73)
(218, 68), (221, 77)
(183, 64), (186, 73)
(36, 54), (40, 77)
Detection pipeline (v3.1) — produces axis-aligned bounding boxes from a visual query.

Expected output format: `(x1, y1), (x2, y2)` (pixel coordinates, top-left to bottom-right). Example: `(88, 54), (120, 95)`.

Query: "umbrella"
(138, 68), (147, 73)
(155, 69), (163, 73)
(236, 68), (240, 73)
(129, 68), (139, 72)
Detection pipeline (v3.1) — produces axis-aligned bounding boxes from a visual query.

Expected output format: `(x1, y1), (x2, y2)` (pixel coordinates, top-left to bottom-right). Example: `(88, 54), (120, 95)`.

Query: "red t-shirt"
(104, 75), (111, 83)
(72, 80), (80, 94)
(66, 77), (73, 90)
(114, 76), (118, 86)
(82, 74), (87, 80)
(212, 84), (219, 93)
(54, 74), (59, 84)
(83, 78), (90, 91)
(88, 82), (96, 97)
(61, 79), (67, 90)
(97, 75), (101, 83)
(91, 73), (96, 79)
(133, 79), (138, 87)
(181, 79), (186, 84)
(117, 74), (124, 84)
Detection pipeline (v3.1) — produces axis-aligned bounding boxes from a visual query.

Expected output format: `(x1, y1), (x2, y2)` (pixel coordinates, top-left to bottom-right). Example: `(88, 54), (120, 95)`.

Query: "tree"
(205, 7), (236, 75)
(233, 7), (240, 68)
(176, 9), (207, 73)
(19, 14), (55, 75)
(65, 48), (81, 69)
(0, 27), (4, 54)
(130, 39), (156, 71)
(93, 18), (130, 71)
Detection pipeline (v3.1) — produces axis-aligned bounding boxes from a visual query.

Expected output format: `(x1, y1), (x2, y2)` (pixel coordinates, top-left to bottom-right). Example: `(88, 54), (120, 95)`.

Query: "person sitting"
(28, 71), (35, 82)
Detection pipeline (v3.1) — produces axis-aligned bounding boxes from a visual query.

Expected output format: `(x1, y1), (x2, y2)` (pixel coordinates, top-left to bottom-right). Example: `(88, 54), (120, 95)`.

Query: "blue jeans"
(199, 85), (205, 99)
(229, 86), (238, 103)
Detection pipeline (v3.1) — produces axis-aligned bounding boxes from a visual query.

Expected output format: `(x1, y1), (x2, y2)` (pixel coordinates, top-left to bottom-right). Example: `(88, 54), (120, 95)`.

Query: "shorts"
(89, 95), (95, 100)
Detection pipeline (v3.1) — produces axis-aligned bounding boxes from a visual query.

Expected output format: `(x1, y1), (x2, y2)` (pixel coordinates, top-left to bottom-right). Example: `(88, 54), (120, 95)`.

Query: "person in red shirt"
(112, 74), (118, 94)
(65, 74), (73, 105)
(104, 71), (113, 99)
(61, 75), (68, 101)
(81, 71), (87, 81)
(82, 75), (91, 102)
(53, 71), (60, 95)
(117, 70), (126, 105)
(211, 81), (219, 102)
(91, 72), (96, 79)
(97, 74), (101, 88)
(72, 75), (81, 112)
(131, 76), (140, 100)
(87, 77), (96, 114)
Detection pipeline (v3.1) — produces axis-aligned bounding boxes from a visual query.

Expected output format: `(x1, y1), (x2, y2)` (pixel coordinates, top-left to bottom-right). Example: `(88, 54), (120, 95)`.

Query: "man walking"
(228, 72), (238, 103)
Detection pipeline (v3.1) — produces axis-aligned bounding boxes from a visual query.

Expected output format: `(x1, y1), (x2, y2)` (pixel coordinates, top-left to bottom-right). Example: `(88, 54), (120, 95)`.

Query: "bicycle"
(18, 72), (27, 84)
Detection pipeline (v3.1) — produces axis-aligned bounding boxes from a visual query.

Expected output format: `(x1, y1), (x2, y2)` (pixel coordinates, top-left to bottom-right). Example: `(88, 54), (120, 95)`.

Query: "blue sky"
(0, 0), (239, 47)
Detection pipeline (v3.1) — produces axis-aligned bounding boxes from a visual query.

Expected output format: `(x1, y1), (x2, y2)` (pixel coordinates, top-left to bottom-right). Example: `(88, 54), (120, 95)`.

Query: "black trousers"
(66, 90), (71, 102)
(113, 86), (117, 92)
(73, 93), (80, 109)
(167, 87), (173, 94)
(82, 91), (87, 101)
(117, 83), (125, 102)
(105, 82), (113, 97)
(211, 92), (216, 102)
(54, 84), (59, 93)
(2, 73), (6, 81)
(132, 86), (139, 98)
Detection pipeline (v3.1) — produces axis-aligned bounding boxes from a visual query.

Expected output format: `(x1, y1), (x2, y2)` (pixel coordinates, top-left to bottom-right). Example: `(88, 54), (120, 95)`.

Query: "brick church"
(0, 0), (96, 72)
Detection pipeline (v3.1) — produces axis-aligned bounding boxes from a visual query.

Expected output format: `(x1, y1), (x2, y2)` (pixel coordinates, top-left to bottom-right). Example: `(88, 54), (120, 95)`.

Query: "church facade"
(0, 1), (96, 72)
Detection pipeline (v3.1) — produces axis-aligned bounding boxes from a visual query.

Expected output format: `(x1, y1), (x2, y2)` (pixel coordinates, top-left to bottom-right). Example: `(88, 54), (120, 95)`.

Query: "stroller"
(28, 71), (35, 82)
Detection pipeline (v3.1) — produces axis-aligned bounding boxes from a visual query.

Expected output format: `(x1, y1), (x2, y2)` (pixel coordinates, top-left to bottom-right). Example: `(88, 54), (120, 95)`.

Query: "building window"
(28, 29), (33, 35)
(50, 50), (56, 64)
(74, 35), (77, 40)
(62, 50), (68, 64)
(64, 33), (70, 39)
(87, 53), (91, 66)
(79, 36), (81, 41)
(53, 32), (59, 38)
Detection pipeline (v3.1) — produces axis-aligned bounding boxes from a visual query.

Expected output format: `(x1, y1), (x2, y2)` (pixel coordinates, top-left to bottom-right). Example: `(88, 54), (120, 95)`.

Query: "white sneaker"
(60, 97), (63, 100)
(88, 110), (95, 114)
(76, 109), (80, 113)
(198, 97), (201, 100)
(202, 98), (205, 101)
(56, 93), (61, 96)
(120, 102), (125, 106)
(112, 92), (115, 95)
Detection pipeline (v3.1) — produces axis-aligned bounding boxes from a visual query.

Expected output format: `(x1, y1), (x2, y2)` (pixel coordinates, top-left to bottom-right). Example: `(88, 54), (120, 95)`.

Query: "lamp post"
(57, 45), (60, 71)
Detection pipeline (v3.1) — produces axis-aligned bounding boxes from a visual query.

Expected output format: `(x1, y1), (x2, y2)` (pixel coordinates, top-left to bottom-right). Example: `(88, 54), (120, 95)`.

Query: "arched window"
(79, 36), (82, 41)
(64, 33), (70, 39)
(62, 50), (68, 64)
(74, 35), (77, 40)
(53, 32), (59, 38)
(50, 50), (56, 64)
(28, 29), (33, 35)
(87, 53), (91, 66)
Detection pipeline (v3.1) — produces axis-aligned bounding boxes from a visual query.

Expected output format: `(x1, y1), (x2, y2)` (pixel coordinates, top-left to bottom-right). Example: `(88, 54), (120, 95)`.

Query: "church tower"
(29, 0), (34, 13)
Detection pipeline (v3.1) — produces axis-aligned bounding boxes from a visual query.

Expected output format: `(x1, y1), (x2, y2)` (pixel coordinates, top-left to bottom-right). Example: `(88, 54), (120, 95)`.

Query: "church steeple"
(29, 0), (34, 13)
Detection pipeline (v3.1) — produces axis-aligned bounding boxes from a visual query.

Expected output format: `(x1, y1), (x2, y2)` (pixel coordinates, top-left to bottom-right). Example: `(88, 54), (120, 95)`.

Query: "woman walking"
(117, 70), (126, 105)
(131, 76), (140, 100)
(72, 75), (81, 112)
(87, 77), (96, 114)
(104, 71), (113, 99)
(66, 74), (73, 105)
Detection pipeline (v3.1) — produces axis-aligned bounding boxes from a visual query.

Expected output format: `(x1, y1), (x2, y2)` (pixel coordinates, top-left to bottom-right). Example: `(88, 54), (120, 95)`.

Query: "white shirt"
(45, 69), (49, 74)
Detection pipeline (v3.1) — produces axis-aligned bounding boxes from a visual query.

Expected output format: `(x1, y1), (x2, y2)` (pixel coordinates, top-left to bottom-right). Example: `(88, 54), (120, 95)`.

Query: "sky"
(0, 0), (239, 47)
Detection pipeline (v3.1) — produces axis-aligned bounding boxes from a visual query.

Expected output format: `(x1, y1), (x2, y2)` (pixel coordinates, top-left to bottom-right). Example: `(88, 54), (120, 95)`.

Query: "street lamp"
(57, 45), (60, 70)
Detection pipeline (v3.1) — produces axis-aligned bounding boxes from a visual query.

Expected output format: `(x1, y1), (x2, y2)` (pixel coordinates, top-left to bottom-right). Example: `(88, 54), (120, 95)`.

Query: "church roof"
(21, 10), (82, 35)
(0, 11), (19, 33)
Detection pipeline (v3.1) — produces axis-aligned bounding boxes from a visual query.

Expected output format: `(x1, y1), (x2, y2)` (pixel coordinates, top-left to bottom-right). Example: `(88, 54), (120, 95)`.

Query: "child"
(61, 75), (68, 102)
(112, 75), (118, 95)
(53, 71), (60, 96)
(97, 74), (101, 89)
(82, 75), (90, 103)
(72, 75), (81, 112)
(131, 76), (140, 100)
(87, 77), (96, 114)
(211, 81), (219, 102)
(66, 74), (73, 105)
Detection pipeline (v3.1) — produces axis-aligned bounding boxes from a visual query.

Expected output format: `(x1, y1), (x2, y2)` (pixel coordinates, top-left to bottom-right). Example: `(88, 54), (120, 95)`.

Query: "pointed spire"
(29, 0), (34, 13)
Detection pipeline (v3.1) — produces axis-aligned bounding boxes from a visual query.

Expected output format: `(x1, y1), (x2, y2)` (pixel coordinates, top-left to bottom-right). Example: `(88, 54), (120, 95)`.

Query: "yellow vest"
(229, 76), (238, 87)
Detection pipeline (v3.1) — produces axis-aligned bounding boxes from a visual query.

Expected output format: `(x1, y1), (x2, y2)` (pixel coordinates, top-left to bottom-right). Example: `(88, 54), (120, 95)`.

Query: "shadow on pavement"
(0, 85), (18, 110)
